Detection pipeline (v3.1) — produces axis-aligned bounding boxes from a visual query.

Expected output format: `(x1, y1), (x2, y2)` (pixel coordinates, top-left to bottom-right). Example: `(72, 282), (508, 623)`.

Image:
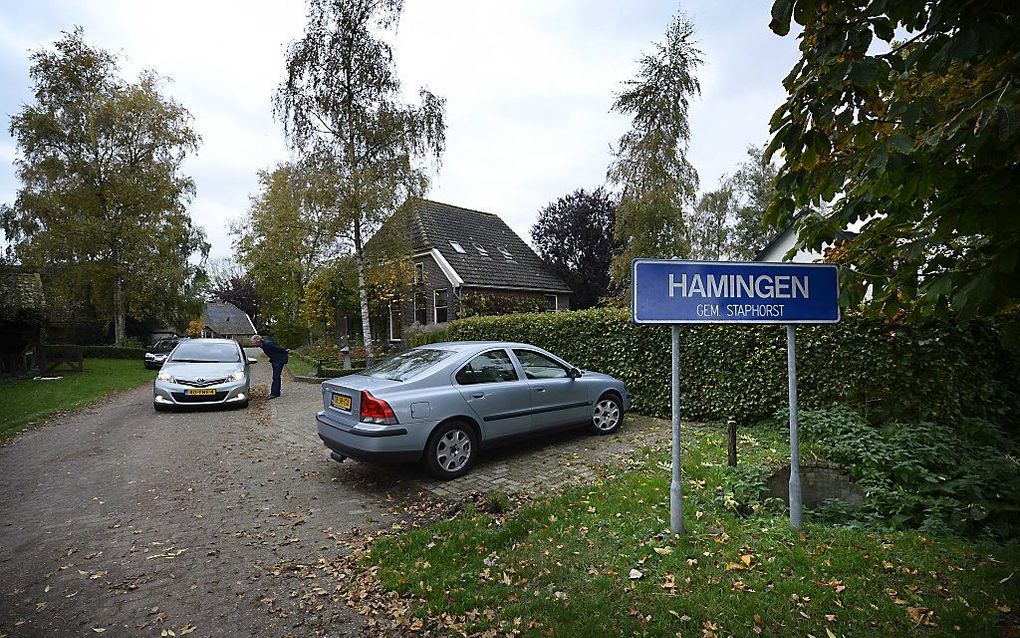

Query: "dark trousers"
(270, 360), (284, 397)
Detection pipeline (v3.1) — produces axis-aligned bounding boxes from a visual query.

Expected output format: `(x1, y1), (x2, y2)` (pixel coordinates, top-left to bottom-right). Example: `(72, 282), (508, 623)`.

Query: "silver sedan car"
(153, 339), (257, 411)
(316, 341), (630, 479)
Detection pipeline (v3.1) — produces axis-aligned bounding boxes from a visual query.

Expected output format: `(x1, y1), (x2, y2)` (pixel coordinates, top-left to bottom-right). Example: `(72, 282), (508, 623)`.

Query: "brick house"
(368, 199), (572, 342)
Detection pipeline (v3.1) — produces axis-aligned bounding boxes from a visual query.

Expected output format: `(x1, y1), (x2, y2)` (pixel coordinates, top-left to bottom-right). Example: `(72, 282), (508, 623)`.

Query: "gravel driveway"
(0, 351), (427, 637)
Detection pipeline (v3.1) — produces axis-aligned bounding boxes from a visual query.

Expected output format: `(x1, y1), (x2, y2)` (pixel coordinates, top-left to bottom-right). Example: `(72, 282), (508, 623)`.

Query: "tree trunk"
(113, 274), (126, 346)
(353, 219), (374, 365)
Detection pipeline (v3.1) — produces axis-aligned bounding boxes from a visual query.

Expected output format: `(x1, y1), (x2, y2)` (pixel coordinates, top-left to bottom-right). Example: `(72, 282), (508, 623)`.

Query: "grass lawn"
(368, 423), (1020, 637)
(286, 351), (318, 377)
(0, 358), (154, 441)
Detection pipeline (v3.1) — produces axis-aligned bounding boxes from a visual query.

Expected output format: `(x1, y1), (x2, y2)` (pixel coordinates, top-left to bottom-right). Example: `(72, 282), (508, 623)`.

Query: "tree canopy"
(531, 188), (619, 309)
(608, 11), (702, 288)
(1, 28), (206, 343)
(275, 0), (445, 361)
(767, 0), (1019, 317)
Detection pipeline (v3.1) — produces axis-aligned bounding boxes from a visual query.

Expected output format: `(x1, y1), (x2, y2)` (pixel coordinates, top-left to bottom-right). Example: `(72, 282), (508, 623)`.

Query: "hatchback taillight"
(360, 390), (398, 425)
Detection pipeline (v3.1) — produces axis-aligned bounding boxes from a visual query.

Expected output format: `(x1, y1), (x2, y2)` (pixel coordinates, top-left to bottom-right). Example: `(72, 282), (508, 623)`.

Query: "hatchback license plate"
(185, 388), (217, 396)
(331, 393), (352, 411)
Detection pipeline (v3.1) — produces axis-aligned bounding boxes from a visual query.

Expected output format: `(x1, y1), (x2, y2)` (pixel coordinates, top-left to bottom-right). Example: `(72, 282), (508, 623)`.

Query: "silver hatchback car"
(316, 341), (630, 479)
(153, 339), (257, 411)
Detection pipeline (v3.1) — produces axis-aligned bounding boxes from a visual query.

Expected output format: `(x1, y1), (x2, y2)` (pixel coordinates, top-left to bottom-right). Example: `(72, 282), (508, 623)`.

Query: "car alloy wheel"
(436, 429), (472, 473)
(424, 420), (478, 480)
(591, 396), (622, 434)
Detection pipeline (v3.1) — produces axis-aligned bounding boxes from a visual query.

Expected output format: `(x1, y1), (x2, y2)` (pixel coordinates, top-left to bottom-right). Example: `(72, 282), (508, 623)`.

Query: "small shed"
(0, 266), (45, 374)
(201, 301), (257, 344)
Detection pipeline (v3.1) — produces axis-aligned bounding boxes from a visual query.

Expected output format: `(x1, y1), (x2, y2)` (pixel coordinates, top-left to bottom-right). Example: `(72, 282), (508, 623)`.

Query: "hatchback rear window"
(364, 348), (451, 382)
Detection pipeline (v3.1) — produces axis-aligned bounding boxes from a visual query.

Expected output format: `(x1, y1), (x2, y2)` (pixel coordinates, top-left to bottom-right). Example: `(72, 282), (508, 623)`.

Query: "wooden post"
(727, 418), (737, 467)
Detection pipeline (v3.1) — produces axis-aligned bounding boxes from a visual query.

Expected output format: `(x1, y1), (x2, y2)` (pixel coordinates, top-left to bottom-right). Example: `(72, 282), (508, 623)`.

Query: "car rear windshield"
(169, 341), (240, 363)
(363, 348), (451, 382)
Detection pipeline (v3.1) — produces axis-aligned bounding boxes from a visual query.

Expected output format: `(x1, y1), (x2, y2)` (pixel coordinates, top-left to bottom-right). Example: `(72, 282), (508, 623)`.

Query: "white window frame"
(449, 240), (466, 254)
(472, 242), (489, 256)
(434, 288), (449, 324)
(544, 294), (559, 312)
(388, 301), (402, 342)
(414, 261), (425, 285)
(413, 290), (428, 325)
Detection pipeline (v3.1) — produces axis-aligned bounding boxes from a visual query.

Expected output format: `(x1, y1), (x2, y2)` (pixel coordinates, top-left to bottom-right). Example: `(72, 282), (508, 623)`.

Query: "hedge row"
(45, 344), (147, 360)
(447, 308), (1020, 428)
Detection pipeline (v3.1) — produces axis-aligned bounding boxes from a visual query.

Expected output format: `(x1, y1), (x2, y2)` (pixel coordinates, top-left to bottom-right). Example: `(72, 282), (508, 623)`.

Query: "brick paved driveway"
(1, 351), (669, 637)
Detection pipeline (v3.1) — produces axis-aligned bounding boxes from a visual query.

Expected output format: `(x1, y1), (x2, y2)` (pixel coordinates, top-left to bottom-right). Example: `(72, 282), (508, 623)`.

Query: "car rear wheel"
(589, 394), (623, 434)
(424, 420), (478, 480)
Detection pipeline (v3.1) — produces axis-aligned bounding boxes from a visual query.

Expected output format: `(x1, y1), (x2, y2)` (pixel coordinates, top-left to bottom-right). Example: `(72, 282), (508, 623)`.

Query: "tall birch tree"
(274, 0), (445, 363)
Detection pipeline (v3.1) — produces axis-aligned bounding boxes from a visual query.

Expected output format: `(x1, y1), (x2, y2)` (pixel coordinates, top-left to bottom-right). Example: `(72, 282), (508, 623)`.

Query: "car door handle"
(534, 387), (545, 392)
(471, 392), (485, 398)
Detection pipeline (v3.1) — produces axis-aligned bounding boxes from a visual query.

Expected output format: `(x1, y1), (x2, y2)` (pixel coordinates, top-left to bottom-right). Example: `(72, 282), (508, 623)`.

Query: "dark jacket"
(260, 338), (289, 364)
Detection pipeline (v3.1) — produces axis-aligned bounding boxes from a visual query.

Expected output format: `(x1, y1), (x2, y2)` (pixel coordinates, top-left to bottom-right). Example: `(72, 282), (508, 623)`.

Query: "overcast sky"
(0, 1), (800, 261)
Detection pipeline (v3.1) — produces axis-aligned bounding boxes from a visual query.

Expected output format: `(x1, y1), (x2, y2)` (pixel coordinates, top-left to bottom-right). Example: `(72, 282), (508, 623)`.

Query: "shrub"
(773, 405), (1020, 538)
(405, 323), (449, 347)
(447, 308), (1020, 429)
(45, 344), (146, 360)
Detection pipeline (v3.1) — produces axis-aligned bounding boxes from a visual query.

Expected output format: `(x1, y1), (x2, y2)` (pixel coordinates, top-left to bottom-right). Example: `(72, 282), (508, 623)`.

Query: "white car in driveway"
(153, 339), (257, 411)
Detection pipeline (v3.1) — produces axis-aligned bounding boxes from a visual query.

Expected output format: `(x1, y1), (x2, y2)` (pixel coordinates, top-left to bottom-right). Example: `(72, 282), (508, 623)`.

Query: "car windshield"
(151, 339), (177, 353)
(363, 348), (451, 382)
(169, 341), (240, 363)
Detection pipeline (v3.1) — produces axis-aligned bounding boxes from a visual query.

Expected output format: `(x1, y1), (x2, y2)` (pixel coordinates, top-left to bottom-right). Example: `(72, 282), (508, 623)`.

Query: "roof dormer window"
(449, 240), (466, 254)
(472, 242), (489, 256)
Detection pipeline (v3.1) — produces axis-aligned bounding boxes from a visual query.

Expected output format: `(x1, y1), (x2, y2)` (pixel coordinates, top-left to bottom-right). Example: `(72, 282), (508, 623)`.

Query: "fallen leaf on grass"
(653, 547), (673, 555)
(629, 569), (643, 580)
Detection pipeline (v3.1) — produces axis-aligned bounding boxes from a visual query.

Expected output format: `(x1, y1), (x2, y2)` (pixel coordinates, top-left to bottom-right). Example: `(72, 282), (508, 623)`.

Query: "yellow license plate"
(185, 388), (217, 396)
(331, 393), (352, 411)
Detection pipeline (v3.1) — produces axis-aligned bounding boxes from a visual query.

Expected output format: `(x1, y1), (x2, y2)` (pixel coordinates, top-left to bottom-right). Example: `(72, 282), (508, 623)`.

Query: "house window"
(414, 291), (427, 325)
(434, 289), (449, 323)
(497, 246), (514, 260)
(389, 302), (402, 341)
(472, 242), (489, 256)
(544, 294), (558, 312)
(414, 261), (425, 285)
(449, 240), (466, 254)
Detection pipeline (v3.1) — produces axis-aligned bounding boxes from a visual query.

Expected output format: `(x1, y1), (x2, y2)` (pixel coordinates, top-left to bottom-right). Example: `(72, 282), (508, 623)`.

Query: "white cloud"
(0, 0), (801, 259)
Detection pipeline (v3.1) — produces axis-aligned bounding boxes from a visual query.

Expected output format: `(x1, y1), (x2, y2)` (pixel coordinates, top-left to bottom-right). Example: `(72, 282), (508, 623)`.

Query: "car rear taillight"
(360, 390), (398, 425)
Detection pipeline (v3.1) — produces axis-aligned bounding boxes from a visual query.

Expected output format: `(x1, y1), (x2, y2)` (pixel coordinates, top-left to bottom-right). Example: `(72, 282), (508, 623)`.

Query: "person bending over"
(252, 335), (288, 399)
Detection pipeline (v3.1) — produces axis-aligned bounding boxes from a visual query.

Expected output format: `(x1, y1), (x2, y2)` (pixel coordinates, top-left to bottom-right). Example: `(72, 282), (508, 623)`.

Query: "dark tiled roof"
(0, 266), (44, 322)
(203, 302), (256, 336)
(403, 199), (571, 293)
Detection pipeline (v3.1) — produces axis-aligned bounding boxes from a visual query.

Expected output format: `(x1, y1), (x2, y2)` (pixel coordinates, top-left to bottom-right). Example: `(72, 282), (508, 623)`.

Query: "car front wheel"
(424, 420), (478, 480)
(589, 394), (623, 435)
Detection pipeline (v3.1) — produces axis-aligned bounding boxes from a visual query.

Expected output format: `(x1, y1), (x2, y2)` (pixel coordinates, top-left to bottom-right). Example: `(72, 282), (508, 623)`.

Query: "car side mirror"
(568, 367), (582, 379)
(247, 357), (258, 365)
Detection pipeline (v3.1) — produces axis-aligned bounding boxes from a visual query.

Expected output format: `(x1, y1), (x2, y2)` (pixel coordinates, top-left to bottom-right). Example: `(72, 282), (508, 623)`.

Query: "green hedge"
(447, 308), (1020, 428)
(45, 344), (147, 360)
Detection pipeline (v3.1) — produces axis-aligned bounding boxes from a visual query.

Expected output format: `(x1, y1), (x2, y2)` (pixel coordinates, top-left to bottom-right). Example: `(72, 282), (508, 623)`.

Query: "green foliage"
(447, 308), (1020, 428)
(608, 12), (702, 288)
(767, 0), (1020, 317)
(274, 0), (446, 361)
(405, 323), (449, 347)
(2, 28), (207, 344)
(460, 292), (546, 318)
(46, 344), (146, 359)
(366, 421), (1020, 637)
(772, 406), (1020, 538)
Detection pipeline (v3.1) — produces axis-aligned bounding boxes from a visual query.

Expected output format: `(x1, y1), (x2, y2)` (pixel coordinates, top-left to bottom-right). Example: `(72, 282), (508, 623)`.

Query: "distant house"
(367, 199), (572, 342)
(201, 302), (257, 343)
(0, 266), (45, 375)
(756, 212), (860, 262)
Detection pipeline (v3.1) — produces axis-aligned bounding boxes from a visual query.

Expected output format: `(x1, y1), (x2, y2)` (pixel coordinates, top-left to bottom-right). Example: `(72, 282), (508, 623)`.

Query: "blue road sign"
(631, 259), (840, 324)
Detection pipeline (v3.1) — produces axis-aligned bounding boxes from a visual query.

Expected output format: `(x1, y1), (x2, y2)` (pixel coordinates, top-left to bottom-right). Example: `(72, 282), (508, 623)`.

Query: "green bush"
(772, 405), (1020, 538)
(405, 324), (449, 347)
(45, 344), (147, 360)
(447, 308), (1020, 429)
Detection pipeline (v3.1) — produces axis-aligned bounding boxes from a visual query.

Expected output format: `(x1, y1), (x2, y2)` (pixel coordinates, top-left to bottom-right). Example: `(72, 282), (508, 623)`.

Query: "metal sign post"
(786, 325), (803, 530)
(670, 325), (683, 534)
(631, 260), (839, 532)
